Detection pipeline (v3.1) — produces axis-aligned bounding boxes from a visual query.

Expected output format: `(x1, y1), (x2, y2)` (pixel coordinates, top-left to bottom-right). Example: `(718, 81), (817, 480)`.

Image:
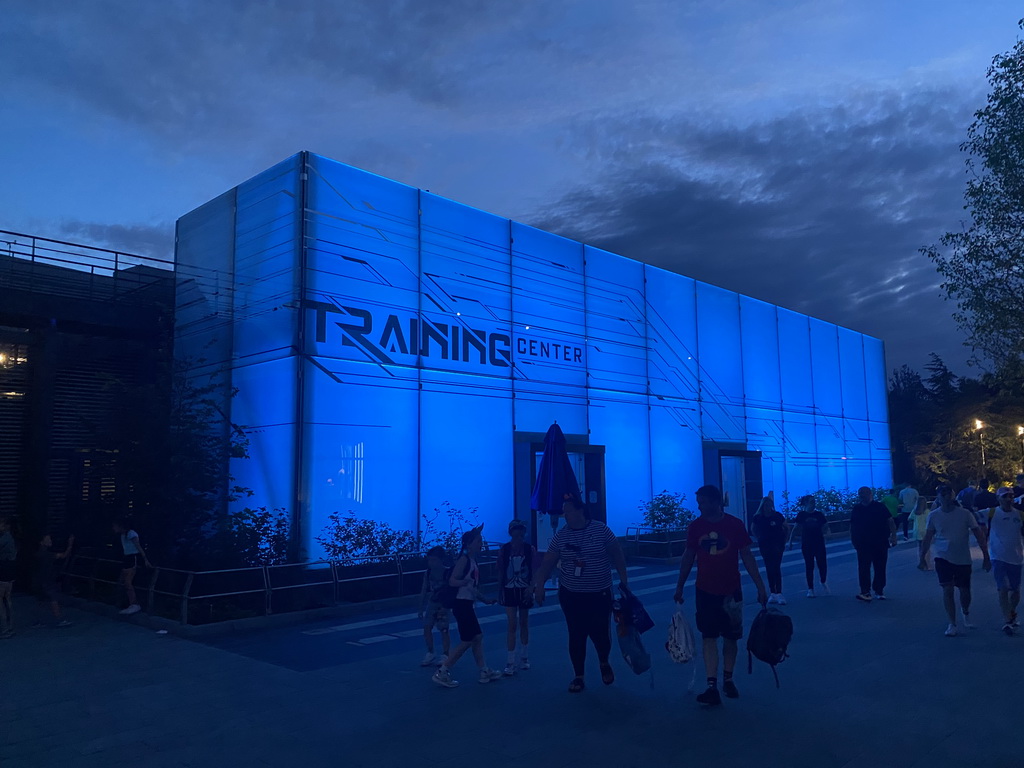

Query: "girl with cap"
(498, 519), (536, 675)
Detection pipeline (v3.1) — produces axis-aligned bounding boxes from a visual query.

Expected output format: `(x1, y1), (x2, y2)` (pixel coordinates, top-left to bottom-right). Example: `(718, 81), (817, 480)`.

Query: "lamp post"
(974, 419), (986, 472)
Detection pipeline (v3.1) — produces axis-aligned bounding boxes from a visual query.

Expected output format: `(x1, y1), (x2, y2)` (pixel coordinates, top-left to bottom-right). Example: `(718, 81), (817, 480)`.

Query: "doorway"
(720, 455), (747, 526)
(513, 434), (606, 552)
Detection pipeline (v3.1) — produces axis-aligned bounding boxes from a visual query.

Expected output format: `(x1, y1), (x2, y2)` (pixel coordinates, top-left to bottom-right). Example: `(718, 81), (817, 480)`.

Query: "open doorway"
(513, 434), (606, 552)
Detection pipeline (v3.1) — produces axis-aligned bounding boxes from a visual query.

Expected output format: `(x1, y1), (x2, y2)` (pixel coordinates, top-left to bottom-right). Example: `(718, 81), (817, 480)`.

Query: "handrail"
(61, 548), (499, 626)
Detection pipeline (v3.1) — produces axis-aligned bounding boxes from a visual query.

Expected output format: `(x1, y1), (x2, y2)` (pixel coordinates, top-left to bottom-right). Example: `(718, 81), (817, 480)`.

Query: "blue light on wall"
(175, 151), (893, 559)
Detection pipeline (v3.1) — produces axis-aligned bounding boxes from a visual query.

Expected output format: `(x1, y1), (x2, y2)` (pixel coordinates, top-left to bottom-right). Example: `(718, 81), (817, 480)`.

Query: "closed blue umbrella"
(531, 423), (581, 527)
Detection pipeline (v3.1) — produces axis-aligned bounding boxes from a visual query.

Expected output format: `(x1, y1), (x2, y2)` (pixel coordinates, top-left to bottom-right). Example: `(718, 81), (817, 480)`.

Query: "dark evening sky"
(2, 1), (1021, 373)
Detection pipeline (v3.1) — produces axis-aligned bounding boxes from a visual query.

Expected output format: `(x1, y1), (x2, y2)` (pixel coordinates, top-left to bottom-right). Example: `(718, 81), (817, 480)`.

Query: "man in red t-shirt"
(674, 485), (767, 707)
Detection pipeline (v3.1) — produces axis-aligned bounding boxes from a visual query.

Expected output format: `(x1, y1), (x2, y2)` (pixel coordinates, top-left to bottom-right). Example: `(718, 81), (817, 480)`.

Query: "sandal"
(600, 663), (615, 685)
(567, 677), (585, 693)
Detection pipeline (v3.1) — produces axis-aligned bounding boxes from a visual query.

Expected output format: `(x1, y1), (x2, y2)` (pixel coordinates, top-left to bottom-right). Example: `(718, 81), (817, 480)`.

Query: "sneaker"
(874, 593), (886, 601)
(435, 655), (448, 667)
(775, 594), (787, 606)
(478, 668), (503, 684)
(1011, 613), (1019, 628)
(944, 624), (958, 637)
(856, 593), (873, 602)
(722, 680), (739, 699)
(1003, 623), (1015, 637)
(56, 620), (72, 628)
(420, 652), (437, 667)
(806, 590), (815, 598)
(961, 614), (976, 630)
(431, 667), (459, 688)
(519, 658), (530, 670)
(696, 686), (722, 707)
(767, 594), (778, 605)
(121, 604), (142, 616)
(820, 583), (831, 595)
(503, 664), (517, 677)
(118, 607), (134, 615)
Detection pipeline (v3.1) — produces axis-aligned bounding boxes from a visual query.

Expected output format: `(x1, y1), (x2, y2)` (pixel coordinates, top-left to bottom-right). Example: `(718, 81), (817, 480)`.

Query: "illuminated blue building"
(175, 152), (891, 558)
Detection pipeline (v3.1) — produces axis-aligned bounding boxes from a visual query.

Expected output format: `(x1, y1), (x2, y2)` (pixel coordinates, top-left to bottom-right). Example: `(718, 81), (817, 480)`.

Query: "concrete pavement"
(2, 544), (1021, 768)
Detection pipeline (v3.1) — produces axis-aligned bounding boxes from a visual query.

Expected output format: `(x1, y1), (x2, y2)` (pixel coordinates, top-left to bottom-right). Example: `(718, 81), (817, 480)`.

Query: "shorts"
(695, 588), (744, 640)
(498, 587), (533, 609)
(452, 599), (482, 642)
(122, 555), (139, 570)
(934, 558), (972, 589)
(423, 601), (450, 631)
(992, 561), (1022, 592)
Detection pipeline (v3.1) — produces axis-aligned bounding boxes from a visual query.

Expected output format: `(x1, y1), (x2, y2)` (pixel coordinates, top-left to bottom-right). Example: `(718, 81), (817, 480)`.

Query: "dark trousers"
(760, 544), (785, 594)
(802, 541), (828, 588)
(894, 513), (910, 537)
(856, 547), (888, 595)
(558, 587), (612, 677)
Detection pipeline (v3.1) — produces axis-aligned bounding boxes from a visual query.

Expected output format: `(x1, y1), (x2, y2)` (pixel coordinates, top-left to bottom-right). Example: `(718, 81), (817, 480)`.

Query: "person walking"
(34, 532), (74, 627)
(881, 489), (900, 543)
(431, 526), (503, 688)
(532, 499), (629, 693)
(750, 496), (789, 604)
(794, 495), (830, 597)
(673, 485), (768, 707)
(0, 517), (17, 638)
(919, 485), (990, 636)
(912, 496), (933, 570)
(497, 520), (535, 675)
(956, 481), (978, 515)
(417, 545), (451, 667)
(973, 483), (998, 533)
(984, 488), (1023, 635)
(897, 484), (919, 541)
(851, 487), (897, 602)
(112, 519), (152, 615)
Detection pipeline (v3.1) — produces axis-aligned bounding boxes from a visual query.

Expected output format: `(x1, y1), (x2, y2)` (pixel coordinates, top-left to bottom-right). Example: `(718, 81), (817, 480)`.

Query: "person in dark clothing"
(850, 487), (897, 602)
(35, 533), (74, 627)
(973, 484), (998, 531)
(749, 496), (789, 605)
(794, 495), (830, 597)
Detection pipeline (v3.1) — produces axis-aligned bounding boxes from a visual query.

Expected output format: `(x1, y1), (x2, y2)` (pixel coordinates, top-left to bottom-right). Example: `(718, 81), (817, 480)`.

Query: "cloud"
(55, 221), (173, 262)
(534, 87), (981, 371)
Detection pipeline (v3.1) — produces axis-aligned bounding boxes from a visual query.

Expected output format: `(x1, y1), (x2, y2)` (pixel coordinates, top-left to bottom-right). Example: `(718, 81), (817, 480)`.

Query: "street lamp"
(1017, 425), (1023, 471)
(973, 419), (986, 470)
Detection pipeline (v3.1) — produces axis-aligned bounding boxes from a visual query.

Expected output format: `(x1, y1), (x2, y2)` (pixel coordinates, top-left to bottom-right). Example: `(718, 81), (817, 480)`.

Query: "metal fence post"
(181, 573), (194, 625)
(146, 567), (159, 614)
(263, 566), (272, 616)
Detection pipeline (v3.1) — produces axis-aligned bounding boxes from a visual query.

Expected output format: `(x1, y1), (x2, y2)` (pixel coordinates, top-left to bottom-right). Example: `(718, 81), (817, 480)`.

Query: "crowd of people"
(419, 474), (1024, 706)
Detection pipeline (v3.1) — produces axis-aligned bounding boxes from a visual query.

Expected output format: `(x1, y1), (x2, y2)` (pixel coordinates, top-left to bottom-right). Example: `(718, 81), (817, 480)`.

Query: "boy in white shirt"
(986, 488), (1024, 635)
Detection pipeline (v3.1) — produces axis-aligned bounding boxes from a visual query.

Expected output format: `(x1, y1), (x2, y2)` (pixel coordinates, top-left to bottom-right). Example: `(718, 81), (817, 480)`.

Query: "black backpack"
(746, 607), (793, 687)
(434, 559), (467, 609)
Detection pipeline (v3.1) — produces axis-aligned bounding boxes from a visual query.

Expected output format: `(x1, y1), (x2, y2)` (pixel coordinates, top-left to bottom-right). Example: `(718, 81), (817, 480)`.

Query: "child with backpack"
(418, 545), (451, 666)
(432, 526), (503, 688)
(673, 485), (767, 707)
(497, 520), (535, 675)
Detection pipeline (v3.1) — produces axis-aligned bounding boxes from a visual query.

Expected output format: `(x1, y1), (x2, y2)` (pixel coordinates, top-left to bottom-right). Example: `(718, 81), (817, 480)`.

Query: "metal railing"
(61, 547), (500, 626)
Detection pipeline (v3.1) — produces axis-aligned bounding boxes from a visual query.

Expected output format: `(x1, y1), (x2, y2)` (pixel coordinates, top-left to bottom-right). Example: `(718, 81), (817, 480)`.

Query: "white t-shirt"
(899, 487), (919, 512)
(121, 530), (140, 555)
(986, 507), (1024, 565)
(926, 507), (979, 566)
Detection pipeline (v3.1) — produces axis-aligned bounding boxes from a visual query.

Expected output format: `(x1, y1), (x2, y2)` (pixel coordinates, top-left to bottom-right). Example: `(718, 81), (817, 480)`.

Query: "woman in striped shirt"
(533, 499), (629, 693)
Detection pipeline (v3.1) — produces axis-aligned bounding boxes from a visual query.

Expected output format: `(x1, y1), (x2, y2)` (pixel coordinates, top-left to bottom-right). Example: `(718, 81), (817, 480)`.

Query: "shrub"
(421, 502), (481, 558)
(316, 513), (417, 565)
(779, 487), (892, 521)
(637, 491), (694, 530)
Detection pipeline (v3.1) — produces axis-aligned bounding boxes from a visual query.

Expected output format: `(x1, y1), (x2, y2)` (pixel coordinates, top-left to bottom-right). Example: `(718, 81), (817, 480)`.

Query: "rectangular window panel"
(783, 410), (818, 497)
(696, 282), (744, 404)
(233, 154), (302, 364)
(746, 406), (787, 500)
(646, 270), (699, 401)
(585, 246), (647, 395)
(815, 415), (848, 490)
(842, 418), (874, 490)
(778, 309), (813, 412)
(809, 319), (842, 418)
(864, 336), (889, 424)
(740, 296), (781, 409)
(838, 328), (868, 421)
(588, 389), (651, 532)
(650, 396), (704, 504)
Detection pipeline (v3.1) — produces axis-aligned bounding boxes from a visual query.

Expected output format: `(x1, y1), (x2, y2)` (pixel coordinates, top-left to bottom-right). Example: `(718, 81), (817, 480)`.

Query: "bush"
(779, 487), (892, 521)
(421, 502), (481, 558)
(637, 491), (694, 530)
(316, 513), (417, 565)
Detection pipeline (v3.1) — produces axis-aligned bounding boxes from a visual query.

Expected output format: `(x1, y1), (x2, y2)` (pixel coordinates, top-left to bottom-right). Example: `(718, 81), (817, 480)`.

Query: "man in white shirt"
(919, 485), (990, 637)
(897, 485), (919, 541)
(986, 488), (1024, 635)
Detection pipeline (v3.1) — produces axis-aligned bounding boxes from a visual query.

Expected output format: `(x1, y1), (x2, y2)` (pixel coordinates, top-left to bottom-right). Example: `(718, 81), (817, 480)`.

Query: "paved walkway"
(3, 544), (1021, 768)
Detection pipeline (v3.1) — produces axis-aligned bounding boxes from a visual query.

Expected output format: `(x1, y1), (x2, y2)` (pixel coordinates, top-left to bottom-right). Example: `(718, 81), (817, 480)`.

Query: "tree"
(923, 20), (1024, 366)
